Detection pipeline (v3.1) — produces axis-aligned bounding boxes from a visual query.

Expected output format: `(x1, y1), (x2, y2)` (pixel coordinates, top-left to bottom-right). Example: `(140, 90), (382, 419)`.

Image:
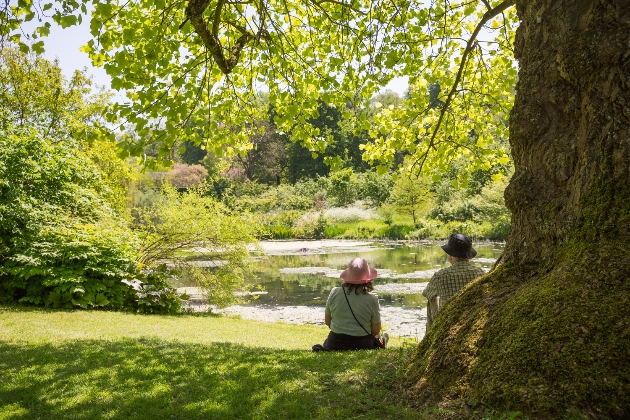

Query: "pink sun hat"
(340, 258), (378, 284)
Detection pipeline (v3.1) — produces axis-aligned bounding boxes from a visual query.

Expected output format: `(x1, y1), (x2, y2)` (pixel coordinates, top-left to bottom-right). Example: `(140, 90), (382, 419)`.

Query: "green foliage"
(5, 0), (518, 192)
(323, 224), (346, 238)
(180, 140), (207, 164)
(0, 47), (110, 142)
(267, 224), (294, 239)
(84, 139), (135, 214)
(356, 170), (394, 206)
(354, 220), (387, 238)
(238, 178), (327, 213)
(0, 129), (181, 313)
(327, 168), (356, 207)
(382, 223), (417, 239)
(390, 171), (433, 225)
(469, 178), (511, 224)
(135, 185), (260, 307)
(292, 211), (328, 239)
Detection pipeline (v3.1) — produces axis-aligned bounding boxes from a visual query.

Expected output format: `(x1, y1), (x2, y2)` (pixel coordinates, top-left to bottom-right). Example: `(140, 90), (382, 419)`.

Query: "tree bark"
(505, 0), (630, 266)
(406, 1), (630, 417)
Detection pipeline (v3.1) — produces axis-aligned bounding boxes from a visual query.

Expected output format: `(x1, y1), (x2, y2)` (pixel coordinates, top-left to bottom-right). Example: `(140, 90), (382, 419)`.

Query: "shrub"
(356, 171), (393, 206)
(293, 177), (329, 197)
(261, 210), (303, 239)
(166, 163), (208, 188)
(406, 219), (442, 239)
(135, 185), (260, 307)
(291, 211), (327, 239)
(381, 222), (416, 239)
(0, 129), (181, 313)
(327, 168), (357, 207)
(262, 184), (313, 211)
(324, 205), (378, 223)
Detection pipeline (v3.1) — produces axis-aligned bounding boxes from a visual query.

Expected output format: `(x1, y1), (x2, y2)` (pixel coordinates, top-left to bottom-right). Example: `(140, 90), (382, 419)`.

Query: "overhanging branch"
(184, 0), (264, 75)
(413, 0), (516, 173)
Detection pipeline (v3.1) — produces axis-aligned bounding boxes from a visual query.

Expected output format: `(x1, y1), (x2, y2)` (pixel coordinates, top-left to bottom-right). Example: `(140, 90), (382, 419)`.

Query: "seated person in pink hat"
(312, 258), (388, 351)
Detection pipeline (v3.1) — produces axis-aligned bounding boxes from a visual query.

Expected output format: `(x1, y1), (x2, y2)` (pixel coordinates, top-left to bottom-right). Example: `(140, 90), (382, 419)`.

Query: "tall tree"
(0, 47), (110, 140)
(405, 1), (630, 417)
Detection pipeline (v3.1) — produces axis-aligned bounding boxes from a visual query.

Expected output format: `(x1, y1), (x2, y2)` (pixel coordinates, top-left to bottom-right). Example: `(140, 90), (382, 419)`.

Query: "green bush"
(479, 220), (511, 241)
(0, 129), (181, 313)
(135, 185), (260, 308)
(356, 171), (393, 206)
(324, 224), (347, 238)
(381, 223), (416, 239)
(327, 168), (356, 207)
(258, 184), (313, 211)
(268, 225), (294, 239)
(293, 211), (327, 239)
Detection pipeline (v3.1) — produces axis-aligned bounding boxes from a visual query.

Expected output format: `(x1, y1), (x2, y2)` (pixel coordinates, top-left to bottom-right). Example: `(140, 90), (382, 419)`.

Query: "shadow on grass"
(0, 338), (415, 420)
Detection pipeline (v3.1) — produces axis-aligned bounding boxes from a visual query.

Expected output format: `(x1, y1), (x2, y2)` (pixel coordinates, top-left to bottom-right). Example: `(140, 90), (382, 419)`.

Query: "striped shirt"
(424, 261), (485, 304)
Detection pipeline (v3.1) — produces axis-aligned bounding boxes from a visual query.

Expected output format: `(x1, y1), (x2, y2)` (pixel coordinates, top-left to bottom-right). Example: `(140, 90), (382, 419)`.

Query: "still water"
(247, 240), (503, 310)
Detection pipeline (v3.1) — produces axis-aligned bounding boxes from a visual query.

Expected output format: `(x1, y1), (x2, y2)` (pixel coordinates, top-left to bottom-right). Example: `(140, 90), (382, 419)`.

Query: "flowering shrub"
(167, 163), (208, 188)
(223, 167), (246, 181)
(324, 205), (378, 223)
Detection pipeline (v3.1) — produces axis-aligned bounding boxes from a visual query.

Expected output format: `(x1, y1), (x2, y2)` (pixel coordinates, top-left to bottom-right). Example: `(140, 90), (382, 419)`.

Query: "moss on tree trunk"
(405, 0), (630, 418)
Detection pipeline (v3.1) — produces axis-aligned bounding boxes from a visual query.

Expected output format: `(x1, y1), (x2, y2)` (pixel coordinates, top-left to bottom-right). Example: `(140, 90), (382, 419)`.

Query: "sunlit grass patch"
(0, 306), (420, 420)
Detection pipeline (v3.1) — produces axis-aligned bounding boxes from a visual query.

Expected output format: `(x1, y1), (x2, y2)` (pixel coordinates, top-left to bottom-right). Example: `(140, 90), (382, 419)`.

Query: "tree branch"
(413, 0), (515, 173)
(184, 0), (265, 75)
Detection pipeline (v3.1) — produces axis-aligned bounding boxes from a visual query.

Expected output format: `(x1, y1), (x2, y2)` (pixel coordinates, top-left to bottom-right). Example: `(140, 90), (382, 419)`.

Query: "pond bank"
(178, 286), (427, 340)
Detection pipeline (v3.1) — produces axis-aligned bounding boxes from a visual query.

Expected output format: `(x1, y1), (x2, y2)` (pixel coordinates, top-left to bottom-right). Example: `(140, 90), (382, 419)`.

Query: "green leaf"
(72, 298), (88, 309)
(31, 41), (45, 54)
(94, 293), (109, 306)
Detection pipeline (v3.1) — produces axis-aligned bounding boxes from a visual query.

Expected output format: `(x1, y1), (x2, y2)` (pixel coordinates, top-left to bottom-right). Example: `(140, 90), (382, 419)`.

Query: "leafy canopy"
(2, 0), (517, 181)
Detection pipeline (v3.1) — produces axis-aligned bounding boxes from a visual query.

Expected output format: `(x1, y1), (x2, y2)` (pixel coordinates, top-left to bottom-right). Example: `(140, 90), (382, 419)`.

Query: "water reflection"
(247, 241), (502, 309)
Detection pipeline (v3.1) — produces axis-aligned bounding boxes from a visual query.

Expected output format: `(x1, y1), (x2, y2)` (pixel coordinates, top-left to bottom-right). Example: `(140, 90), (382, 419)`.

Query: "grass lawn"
(0, 306), (423, 420)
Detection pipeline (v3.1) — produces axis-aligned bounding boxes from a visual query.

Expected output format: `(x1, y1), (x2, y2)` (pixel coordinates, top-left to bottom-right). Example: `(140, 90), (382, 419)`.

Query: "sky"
(39, 18), (409, 98)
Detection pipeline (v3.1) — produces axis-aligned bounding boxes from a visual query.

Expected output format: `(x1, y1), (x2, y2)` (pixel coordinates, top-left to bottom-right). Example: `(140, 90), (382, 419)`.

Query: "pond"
(179, 239), (503, 338)
(248, 240), (503, 309)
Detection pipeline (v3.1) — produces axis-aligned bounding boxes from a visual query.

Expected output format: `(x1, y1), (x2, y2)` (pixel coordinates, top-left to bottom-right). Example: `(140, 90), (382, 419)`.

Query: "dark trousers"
(323, 331), (379, 351)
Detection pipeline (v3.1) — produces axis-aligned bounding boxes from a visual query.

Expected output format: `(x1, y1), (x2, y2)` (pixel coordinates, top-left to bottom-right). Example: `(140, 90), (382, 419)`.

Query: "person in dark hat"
(312, 258), (388, 351)
(422, 233), (486, 332)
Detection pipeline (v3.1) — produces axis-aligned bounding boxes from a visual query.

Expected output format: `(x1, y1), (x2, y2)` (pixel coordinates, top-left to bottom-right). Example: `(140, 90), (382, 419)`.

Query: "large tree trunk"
(406, 1), (630, 418)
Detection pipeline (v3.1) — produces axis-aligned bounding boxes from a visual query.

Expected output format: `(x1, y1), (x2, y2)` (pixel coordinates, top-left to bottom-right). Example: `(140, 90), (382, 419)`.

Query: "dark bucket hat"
(441, 233), (477, 259)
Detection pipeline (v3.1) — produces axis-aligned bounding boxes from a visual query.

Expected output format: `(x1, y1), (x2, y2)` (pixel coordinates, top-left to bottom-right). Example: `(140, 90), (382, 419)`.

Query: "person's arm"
(423, 275), (438, 300)
(371, 322), (381, 336)
(325, 314), (332, 327)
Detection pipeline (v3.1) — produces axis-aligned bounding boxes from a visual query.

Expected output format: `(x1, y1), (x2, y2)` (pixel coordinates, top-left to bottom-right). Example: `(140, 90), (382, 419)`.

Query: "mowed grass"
(0, 306), (421, 420)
